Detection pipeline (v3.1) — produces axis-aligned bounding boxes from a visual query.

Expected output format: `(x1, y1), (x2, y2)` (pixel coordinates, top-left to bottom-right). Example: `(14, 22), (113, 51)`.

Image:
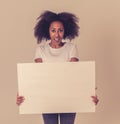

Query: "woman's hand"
(34, 58), (43, 63)
(16, 93), (25, 106)
(69, 57), (79, 62)
(91, 95), (99, 105)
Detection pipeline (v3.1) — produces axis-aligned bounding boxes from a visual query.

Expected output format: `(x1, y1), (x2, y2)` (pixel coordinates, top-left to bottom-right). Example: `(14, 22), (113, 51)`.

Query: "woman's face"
(49, 21), (64, 45)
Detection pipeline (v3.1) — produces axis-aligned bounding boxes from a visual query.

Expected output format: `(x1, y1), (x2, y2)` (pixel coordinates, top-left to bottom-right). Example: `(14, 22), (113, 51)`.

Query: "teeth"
(55, 38), (59, 41)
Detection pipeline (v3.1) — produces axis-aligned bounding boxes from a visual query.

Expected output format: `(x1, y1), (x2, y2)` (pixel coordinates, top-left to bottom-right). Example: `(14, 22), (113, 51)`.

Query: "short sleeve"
(34, 46), (43, 60)
(69, 44), (79, 60)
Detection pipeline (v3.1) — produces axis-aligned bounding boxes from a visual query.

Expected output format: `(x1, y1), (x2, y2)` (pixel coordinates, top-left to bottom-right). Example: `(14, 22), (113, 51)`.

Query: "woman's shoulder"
(64, 41), (77, 48)
(36, 41), (50, 50)
(36, 44), (44, 51)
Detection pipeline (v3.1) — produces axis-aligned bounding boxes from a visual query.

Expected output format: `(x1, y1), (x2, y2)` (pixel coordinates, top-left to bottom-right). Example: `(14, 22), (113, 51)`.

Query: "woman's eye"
(51, 29), (64, 33)
(51, 29), (55, 32)
(59, 29), (64, 32)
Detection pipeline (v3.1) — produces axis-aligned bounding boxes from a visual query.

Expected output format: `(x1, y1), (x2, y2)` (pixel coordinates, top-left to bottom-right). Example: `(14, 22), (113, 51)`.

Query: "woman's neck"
(49, 41), (64, 48)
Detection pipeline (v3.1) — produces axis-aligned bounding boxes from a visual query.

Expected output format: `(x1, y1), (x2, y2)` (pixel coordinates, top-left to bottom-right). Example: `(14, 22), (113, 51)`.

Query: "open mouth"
(54, 38), (60, 42)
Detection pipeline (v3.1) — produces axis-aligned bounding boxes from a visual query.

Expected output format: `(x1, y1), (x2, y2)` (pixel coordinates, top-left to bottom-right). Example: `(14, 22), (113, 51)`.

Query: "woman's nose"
(55, 31), (59, 37)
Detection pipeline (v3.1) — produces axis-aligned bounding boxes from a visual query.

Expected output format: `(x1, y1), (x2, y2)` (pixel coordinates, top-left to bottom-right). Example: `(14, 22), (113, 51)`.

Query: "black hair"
(34, 10), (80, 44)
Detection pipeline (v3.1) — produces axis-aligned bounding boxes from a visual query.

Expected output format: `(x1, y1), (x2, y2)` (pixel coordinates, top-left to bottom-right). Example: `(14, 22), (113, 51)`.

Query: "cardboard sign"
(17, 62), (95, 114)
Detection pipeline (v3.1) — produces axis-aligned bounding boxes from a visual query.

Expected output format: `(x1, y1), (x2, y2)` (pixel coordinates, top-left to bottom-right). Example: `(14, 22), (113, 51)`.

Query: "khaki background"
(0, 0), (119, 124)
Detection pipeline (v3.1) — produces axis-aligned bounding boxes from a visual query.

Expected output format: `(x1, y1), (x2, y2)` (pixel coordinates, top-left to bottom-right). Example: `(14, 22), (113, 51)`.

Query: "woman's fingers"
(91, 95), (99, 105)
(16, 95), (25, 106)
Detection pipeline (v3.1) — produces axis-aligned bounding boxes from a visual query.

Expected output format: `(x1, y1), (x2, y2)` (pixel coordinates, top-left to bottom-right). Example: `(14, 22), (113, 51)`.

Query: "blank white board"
(17, 61), (95, 114)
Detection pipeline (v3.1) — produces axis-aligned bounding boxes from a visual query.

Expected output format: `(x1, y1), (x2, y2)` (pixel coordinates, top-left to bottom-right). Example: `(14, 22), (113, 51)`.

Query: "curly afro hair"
(34, 10), (80, 44)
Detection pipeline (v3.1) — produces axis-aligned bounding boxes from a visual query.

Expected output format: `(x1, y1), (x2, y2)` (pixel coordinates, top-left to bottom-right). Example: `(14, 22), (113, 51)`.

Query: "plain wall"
(0, 0), (120, 124)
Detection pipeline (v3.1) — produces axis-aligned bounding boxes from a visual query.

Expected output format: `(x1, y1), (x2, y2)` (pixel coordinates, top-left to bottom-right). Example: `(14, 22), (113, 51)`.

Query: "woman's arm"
(16, 55), (43, 106)
(69, 58), (99, 105)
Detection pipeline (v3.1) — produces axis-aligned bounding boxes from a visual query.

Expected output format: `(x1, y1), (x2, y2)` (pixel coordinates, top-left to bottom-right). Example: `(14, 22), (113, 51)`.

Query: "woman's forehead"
(50, 21), (64, 28)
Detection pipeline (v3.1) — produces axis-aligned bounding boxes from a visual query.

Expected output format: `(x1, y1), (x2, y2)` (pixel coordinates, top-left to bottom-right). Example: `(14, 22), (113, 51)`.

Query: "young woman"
(17, 10), (99, 124)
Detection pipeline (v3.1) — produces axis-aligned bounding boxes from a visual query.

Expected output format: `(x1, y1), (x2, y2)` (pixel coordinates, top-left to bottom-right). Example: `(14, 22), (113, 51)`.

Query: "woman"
(17, 10), (99, 124)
